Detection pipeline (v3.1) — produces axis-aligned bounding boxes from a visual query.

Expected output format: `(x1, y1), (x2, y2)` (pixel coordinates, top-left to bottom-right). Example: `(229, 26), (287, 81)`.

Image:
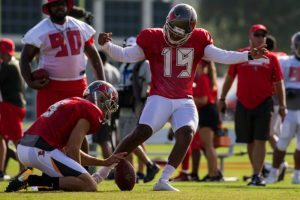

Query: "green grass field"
(1, 121), (300, 199)
(1, 142), (300, 200)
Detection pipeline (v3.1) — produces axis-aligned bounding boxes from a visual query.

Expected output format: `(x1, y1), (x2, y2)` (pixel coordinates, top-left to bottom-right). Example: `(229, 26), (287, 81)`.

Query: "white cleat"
(291, 173), (300, 184)
(153, 179), (180, 192)
(265, 170), (279, 184)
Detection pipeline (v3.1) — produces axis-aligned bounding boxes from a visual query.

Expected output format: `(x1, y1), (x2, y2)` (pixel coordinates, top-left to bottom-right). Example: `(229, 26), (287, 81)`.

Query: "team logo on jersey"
(38, 150), (45, 157)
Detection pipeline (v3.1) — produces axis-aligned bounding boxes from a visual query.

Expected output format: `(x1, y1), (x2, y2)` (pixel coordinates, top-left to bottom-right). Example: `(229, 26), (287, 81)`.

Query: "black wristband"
(248, 51), (253, 60)
(219, 98), (226, 102)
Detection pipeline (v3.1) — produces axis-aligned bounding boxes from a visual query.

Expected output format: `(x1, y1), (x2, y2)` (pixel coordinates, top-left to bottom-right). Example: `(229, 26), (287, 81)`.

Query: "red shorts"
(36, 78), (87, 117)
(0, 101), (25, 140)
(190, 131), (203, 150)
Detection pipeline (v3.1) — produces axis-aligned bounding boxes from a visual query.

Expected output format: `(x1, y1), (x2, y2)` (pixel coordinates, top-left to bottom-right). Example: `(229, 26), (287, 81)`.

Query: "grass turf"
(1, 121), (300, 199)
(1, 143), (300, 199)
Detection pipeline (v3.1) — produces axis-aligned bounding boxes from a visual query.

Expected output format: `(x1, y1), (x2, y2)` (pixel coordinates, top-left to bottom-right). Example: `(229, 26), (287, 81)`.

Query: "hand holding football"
(31, 68), (49, 81)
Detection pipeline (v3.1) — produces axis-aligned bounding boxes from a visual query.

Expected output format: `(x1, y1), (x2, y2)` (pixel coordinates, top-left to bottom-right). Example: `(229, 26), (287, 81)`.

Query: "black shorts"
(198, 103), (220, 133)
(92, 123), (111, 143)
(235, 97), (273, 143)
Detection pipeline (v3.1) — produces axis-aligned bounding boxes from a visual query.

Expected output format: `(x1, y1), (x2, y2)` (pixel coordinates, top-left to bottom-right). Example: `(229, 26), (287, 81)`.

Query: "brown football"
(31, 68), (49, 80)
(114, 159), (136, 191)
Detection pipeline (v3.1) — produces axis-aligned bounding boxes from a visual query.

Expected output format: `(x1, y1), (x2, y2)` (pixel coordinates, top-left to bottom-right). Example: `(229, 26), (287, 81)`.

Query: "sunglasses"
(253, 33), (267, 38)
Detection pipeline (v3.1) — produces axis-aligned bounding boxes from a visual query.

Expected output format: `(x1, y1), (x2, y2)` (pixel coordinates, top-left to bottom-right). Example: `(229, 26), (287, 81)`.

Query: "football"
(114, 159), (136, 191)
(31, 68), (49, 80)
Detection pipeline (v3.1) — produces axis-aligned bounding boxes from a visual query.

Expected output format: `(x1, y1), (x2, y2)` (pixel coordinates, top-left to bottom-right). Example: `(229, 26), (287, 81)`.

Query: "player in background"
(219, 24), (286, 186)
(265, 32), (300, 184)
(20, 0), (105, 118)
(5, 81), (127, 192)
(0, 38), (26, 180)
(96, 4), (268, 191)
(117, 36), (159, 183)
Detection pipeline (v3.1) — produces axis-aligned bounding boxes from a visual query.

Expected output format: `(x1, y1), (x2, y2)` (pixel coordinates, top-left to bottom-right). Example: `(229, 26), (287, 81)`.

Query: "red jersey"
(25, 97), (104, 149)
(193, 74), (217, 108)
(137, 28), (213, 99)
(228, 48), (283, 109)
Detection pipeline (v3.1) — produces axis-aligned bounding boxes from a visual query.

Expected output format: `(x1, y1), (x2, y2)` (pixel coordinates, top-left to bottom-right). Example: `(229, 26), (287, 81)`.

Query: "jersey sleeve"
(201, 29), (213, 47)
(71, 17), (96, 42)
(136, 29), (153, 52)
(21, 21), (46, 48)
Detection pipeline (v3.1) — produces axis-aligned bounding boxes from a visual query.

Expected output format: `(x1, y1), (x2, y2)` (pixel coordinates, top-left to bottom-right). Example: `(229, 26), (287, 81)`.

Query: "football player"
(5, 81), (127, 192)
(266, 32), (300, 184)
(96, 4), (267, 191)
(20, 0), (105, 117)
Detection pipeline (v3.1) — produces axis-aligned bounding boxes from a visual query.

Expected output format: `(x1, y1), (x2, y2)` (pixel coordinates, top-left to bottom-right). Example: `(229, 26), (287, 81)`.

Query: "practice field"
(1, 142), (300, 200)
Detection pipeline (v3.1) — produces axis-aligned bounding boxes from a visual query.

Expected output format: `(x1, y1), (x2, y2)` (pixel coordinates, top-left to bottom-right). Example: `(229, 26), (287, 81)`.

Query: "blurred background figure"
(0, 38), (26, 180)
(116, 36), (159, 183)
(218, 24), (286, 186)
(89, 51), (120, 174)
(266, 32), (300, 184)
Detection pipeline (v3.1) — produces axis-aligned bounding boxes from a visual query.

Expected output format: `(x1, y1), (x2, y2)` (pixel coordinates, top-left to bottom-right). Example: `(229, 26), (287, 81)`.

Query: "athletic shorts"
(198, 103), (220, 133)
(235, 97), (273, 143)
(139, 95), (198, 133)
(18, 134), (87, 177)
(36, 78), (87, 117)
(0, 101), (25, 140)
(92, 123), (112, 143)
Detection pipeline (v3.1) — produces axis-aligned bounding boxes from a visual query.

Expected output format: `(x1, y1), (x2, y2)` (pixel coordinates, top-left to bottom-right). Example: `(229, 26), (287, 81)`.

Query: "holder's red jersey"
(25, 97), (104, 149)
(137, 28), (213, 99)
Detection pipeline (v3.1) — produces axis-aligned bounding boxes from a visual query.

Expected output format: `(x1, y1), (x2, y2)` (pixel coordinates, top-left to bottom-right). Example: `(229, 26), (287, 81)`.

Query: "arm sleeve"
(203, 44), (249, 64)
(101, 42), (146, 63)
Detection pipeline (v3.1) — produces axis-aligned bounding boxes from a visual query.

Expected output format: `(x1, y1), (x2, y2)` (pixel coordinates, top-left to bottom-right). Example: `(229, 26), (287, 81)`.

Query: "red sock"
(181, 146), (192, 171)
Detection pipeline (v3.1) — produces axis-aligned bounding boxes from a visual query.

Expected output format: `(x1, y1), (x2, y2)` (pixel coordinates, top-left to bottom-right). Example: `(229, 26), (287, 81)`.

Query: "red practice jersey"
(193, 74), (217, 108)
(25, 97), (104, 149)
(228, 48), (283, 109)
(137, 28), (213, 99)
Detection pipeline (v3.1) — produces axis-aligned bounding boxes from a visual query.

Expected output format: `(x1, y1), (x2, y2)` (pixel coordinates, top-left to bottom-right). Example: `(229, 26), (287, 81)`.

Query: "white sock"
(294, 170), (300, 177)
(270, 168), (279, 175)
(92, 165), (115, 184)
(160, 164), (175, 182)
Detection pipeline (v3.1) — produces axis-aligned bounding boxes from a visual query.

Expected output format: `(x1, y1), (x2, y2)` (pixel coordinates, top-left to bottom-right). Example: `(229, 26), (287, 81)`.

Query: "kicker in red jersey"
(136, 28), (213, 99)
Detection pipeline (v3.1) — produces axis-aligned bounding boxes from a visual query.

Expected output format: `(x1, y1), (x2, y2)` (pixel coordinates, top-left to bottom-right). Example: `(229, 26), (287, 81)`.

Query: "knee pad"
(276, 137), (291, 151)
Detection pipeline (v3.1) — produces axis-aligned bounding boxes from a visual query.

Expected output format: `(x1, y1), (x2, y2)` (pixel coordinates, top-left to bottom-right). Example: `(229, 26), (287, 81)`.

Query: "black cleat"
(5, 169), (32, 192)
(144, 163), (160, 183)
(247, 175), (266, 186)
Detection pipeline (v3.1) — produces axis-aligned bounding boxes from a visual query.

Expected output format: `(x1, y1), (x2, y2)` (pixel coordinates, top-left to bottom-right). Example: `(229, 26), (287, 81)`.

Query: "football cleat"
(144, 163), (160, 183)
(5, 169), (33, 192)
(153, 179), (180, 191)
(291, 173), (300, 184)
(247, 174), (266, 186)
(171, 172), (190, 182)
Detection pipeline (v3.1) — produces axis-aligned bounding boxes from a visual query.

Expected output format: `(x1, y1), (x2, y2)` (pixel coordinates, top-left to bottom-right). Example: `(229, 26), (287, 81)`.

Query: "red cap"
(42, 0), (73, 15)
(249, 24), (268, 33)
(0, 38), (15, 56)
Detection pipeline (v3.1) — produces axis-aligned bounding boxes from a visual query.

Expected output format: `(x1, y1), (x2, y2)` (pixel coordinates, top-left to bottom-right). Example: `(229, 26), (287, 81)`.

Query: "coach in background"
(218, 24), (286, 186)
(266, 32), (300, 184)
(0, 38), (26, 180)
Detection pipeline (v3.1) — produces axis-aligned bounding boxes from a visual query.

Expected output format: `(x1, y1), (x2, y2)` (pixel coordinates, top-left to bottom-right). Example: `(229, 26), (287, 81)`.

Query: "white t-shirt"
(280, 55), (300, 89)
(22, 16), (95, 80)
